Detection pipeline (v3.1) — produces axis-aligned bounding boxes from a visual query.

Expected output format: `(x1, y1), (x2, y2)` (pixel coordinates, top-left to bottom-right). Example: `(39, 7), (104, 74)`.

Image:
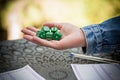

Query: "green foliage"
(83, 0), (120, 23)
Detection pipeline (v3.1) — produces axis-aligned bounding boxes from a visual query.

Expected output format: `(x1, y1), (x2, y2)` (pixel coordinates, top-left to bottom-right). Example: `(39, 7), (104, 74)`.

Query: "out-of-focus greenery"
(60, 0), (120, 24)
(0, 0), (120, 40)
(83, 0), (120, 23)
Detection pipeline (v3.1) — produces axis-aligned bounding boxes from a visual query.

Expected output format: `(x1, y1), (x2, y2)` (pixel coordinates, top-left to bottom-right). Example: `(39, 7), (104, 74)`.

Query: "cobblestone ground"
(0, 39), (119, 80)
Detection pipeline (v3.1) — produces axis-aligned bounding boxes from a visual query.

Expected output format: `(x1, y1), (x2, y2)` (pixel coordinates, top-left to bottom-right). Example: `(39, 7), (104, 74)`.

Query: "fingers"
(23, 35), (43, 46)
(22, 26), (63, 49)
(23, 35), (33, 41)
(21, 27), (36, 36)
(21, 26), (65, 49)
(26, 27), (38, 32)
(43, 22), (62, 29)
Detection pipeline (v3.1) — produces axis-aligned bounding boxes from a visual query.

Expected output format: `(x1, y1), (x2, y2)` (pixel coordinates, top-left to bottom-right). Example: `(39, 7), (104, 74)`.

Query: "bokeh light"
(0, 0), (120, 41)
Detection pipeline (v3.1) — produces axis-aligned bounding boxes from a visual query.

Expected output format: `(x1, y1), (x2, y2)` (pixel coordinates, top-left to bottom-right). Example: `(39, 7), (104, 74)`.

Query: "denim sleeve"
(81, 16), (120, 54)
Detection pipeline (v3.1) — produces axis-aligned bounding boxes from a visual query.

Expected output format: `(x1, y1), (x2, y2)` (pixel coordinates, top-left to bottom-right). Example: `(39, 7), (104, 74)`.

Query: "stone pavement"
(0, 39), (119, 80)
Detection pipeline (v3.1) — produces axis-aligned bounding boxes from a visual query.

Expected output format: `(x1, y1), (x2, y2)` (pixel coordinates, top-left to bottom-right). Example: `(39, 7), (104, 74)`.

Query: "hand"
(21, 23), (86, 50)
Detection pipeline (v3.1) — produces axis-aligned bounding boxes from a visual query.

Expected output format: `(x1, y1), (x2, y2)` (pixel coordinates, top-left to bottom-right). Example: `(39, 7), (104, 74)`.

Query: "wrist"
(79, 29), (86, 47)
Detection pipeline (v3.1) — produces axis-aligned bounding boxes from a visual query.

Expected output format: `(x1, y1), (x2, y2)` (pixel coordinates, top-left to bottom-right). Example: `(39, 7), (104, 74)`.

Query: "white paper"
(0, 65), (46, 80)
(71, 64), (120, 80)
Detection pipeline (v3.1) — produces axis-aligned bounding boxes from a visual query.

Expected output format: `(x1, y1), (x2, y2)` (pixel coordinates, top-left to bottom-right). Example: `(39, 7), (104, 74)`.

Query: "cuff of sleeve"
(81, 24), (102, 54)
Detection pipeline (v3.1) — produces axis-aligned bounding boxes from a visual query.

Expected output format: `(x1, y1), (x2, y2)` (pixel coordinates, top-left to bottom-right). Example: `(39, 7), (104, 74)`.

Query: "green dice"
(42, 26), (50, 32)
(51, 27), (58, 33)
(36, 30), (46, 39)
(46, 31), (53, 40)
(36, 26), (62, 40)
(53, 31), (62, 40)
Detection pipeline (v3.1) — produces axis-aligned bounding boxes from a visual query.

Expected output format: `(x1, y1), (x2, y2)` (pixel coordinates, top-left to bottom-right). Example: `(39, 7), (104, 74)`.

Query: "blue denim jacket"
(82, 16), (120, 54)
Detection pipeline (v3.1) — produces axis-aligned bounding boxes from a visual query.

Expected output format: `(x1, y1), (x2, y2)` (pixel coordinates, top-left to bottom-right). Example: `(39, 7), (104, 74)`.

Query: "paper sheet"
(0, 65), (46, 80)
(71, 64), (120, 80)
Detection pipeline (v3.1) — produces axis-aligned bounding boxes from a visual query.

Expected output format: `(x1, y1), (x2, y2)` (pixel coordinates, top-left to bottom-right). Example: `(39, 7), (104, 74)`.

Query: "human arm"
(21, 23), (86, 50)
(82, 16), (120, 54)
(21, 16), (120, 54)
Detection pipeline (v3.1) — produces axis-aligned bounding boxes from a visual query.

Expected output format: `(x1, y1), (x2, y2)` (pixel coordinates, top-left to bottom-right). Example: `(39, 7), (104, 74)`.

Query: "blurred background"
(0, 0), (120, 41)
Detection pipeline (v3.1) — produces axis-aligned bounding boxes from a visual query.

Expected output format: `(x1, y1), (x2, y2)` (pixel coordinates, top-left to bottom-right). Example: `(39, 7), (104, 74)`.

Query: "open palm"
(21, 23), (86, 50)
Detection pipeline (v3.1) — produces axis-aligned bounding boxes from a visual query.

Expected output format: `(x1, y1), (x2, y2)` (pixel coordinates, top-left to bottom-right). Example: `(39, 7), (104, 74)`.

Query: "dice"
(51, 27), (58, 33)
(53, 31), (62, 40)
(42, 26), (50, 32)
(36, 26), (62, 40)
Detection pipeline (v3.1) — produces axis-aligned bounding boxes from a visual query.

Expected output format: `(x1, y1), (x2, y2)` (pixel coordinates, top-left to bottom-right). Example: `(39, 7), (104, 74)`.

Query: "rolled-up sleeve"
(81, 16), (120, 54)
